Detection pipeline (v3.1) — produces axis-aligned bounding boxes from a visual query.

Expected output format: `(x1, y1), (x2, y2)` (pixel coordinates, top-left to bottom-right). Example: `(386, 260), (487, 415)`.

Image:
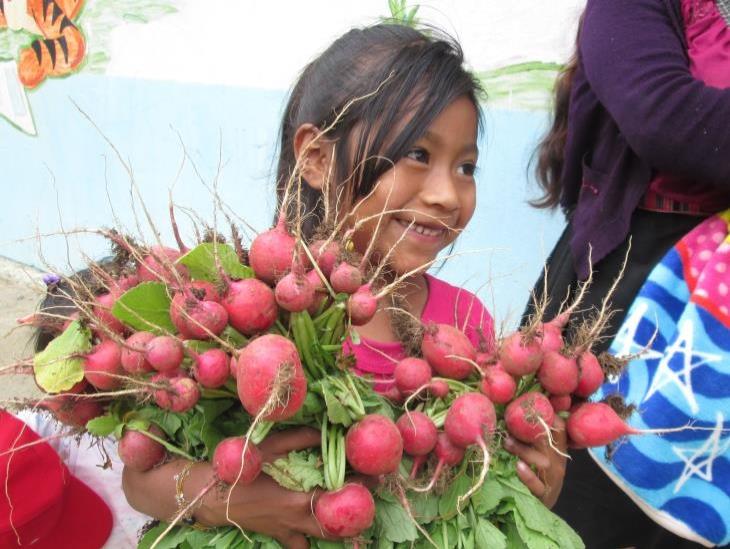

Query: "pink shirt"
(644, 0), (730, 213)
(344, 274), (493, 387)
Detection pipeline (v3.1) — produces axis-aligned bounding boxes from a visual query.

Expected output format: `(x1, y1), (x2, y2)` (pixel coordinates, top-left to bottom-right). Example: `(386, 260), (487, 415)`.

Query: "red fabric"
(344, 274), (493, 390)
(644, 0), (730, 213)
(0, 411), (113, 548)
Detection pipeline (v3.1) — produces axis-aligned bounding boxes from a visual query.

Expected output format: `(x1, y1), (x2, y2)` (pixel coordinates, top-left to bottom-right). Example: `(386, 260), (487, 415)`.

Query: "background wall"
(0, 0), (584, 345)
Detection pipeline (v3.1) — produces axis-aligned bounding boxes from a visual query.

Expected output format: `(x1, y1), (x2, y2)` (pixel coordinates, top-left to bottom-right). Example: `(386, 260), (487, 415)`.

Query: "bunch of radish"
(15, 204), (634, 549)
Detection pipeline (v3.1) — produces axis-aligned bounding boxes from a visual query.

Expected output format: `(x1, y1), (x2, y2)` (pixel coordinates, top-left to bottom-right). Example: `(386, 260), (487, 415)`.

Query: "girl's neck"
(354, 273), (428, 343)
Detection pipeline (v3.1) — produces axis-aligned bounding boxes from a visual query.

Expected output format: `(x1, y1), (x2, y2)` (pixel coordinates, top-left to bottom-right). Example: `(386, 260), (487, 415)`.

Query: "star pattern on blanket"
(672, 412), (730, 493)
(612, 302), (664, 361)
(643, 319), (722, 414)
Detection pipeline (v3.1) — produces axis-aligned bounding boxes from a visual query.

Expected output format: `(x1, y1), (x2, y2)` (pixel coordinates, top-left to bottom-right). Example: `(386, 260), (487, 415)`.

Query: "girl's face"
(350, 96), (479, 277)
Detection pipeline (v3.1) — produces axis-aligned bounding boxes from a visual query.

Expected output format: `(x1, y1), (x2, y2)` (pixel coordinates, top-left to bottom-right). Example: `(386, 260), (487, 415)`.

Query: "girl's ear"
(293, 123), (335, 191)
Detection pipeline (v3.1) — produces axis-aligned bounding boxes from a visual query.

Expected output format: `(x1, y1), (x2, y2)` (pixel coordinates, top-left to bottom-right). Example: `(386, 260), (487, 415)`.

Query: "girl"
(122, 23), (566, 547)
(528, 0), (730, 547)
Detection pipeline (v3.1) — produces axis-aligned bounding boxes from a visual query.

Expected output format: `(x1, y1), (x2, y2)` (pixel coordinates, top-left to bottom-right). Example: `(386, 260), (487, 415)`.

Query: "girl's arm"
(581, 0), (730, 186)
(122, 428), (333, 548)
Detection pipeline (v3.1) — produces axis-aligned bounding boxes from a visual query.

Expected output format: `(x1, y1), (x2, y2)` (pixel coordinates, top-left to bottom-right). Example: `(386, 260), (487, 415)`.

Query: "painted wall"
(0, 0), (584, 324)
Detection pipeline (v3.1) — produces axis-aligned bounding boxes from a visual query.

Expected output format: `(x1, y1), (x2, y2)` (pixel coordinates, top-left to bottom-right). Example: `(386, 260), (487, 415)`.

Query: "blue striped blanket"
(590, 211), (730, 547)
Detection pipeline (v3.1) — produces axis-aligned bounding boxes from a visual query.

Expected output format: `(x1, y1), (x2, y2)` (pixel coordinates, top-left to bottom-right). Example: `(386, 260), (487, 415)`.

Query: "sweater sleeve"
(581, 0), (730, 187)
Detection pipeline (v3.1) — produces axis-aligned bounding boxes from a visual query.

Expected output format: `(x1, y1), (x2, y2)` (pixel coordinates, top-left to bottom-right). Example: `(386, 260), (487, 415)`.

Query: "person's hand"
(503, 416), (567, 508)
(123, 427), (334, 549)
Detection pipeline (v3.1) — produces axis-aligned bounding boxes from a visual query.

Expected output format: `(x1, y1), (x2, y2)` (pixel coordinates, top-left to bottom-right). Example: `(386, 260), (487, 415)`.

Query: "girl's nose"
(420, 168), (460, 212)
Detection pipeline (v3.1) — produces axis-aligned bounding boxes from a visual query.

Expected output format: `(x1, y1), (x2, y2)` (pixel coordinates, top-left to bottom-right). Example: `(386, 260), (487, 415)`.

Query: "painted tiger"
(0, 0), (85, 88)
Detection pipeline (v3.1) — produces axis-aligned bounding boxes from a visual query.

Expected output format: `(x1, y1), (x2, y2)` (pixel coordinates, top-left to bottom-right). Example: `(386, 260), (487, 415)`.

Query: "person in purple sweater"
(527, 0), (730, 546)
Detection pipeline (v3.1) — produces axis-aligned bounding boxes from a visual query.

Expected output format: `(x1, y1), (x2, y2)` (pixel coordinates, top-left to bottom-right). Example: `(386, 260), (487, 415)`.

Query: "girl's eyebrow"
(421, 130), (478, 155)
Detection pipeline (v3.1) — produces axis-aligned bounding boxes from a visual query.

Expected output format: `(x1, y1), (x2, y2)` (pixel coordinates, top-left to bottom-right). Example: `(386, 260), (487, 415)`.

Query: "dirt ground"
(0, 257), (45, 403)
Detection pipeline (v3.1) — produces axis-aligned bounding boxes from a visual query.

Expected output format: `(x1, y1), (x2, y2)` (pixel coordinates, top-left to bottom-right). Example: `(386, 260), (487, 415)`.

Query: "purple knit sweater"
(561, 0), (730, 279)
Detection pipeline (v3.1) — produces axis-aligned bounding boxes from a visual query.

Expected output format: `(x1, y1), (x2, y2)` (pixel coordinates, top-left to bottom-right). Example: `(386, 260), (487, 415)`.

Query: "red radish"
(382, 384), (404, 404)
(309, 240), (340, 277)
(305, 269), (327, 315)
(479, 363), (517, 404)
(170, 280), (225, 338)
(314, 483), (375, 538)
(475, 352), (494, 373)
(538, 351), (579, 396)
(84, 339), (123, 390)
(429, 379), (450, 399)
(121, 331), (155, 374)
(396, 412), (438, 456)
(47, 398), (103, 428)
(347, 284), (378, 326)
(275, 267), (315, 313)
(345, 414), (403, 476)
(186, 280), (221, 302)
(421, 323), (477, 381)
(567, 402), (637, 448)
(249, 213), (297, 284)
(153, 375), (200, 413)
(93, 292), (125, 335)
(329, 262), (362, 294)
(413, 432), (465, 492)
(550, 394), (572, 412)
(394, 357), (432, 396)
(574, 351), (605, 398)
(538, 322), (564, 354)
(118, 425), (166, 472)
(145, 336), (184, 373)
(115, 273), (140, 293)
(137, 246), (188, 283)
(499, 331), (543, 376)
(192, 349), (231, 389)
(175, 299), (229, 340)
(222, 278), (278, 335)
(444, 392), (496, 449)
(41, 382), (103, 428)
(235, 334), (307, 421)
(504, 392), (556, 444)
(212, 436), (263, 486)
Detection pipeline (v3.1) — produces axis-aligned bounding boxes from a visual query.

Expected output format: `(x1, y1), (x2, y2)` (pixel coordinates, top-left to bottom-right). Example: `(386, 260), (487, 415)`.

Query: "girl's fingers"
(515, 459), (546, 499)
(279, 532), (310, 549)
(503, 437), (550, 470)
(259, 427), (322, 460)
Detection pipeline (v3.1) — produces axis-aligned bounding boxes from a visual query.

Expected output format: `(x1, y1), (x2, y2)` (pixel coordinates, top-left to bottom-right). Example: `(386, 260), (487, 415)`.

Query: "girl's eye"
(458, 162), (477, 177)
(406, 148), (429, 164)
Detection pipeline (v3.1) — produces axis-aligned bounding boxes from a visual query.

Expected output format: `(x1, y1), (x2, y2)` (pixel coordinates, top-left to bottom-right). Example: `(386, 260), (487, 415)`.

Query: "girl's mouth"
(395, 218), (447, 240)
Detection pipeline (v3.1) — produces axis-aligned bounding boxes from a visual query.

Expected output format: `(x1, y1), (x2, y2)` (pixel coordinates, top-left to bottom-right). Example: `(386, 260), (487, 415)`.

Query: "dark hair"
(531, 17), (583, 210)
(276, 24), (484, 238)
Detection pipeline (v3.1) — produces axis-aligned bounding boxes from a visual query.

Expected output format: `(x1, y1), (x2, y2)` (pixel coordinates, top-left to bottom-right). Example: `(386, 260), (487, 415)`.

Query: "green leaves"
(375, 497), (419, 543)
(112, 282), (175, 333)
(178, 243), (253, 282)
(33, 320), (91, 393)
(262, 450), (325, 492)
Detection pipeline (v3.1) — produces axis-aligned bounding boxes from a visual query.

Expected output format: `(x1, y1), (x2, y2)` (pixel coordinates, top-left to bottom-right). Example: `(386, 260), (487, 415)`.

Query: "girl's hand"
(503, 416), (567, 508)
(122, 427), (333, 549)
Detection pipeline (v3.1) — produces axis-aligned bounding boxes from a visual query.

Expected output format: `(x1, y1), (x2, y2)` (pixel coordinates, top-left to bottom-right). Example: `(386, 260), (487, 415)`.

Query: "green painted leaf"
(86, 414), (120, 437)
(178, 242), (253, 282)
(512, 508), (560, 549)
(321, 382), (352, 426)
(472, 476), (506, 514)
(512, 492), (584, 549)
(375, 498), (419, 543)
(112, 282), (174, 333)
(262, 450), (324, 492)
(475, 519), (507, 549)
(33, 321), (91, 393)
(438, 473), (472, 519)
